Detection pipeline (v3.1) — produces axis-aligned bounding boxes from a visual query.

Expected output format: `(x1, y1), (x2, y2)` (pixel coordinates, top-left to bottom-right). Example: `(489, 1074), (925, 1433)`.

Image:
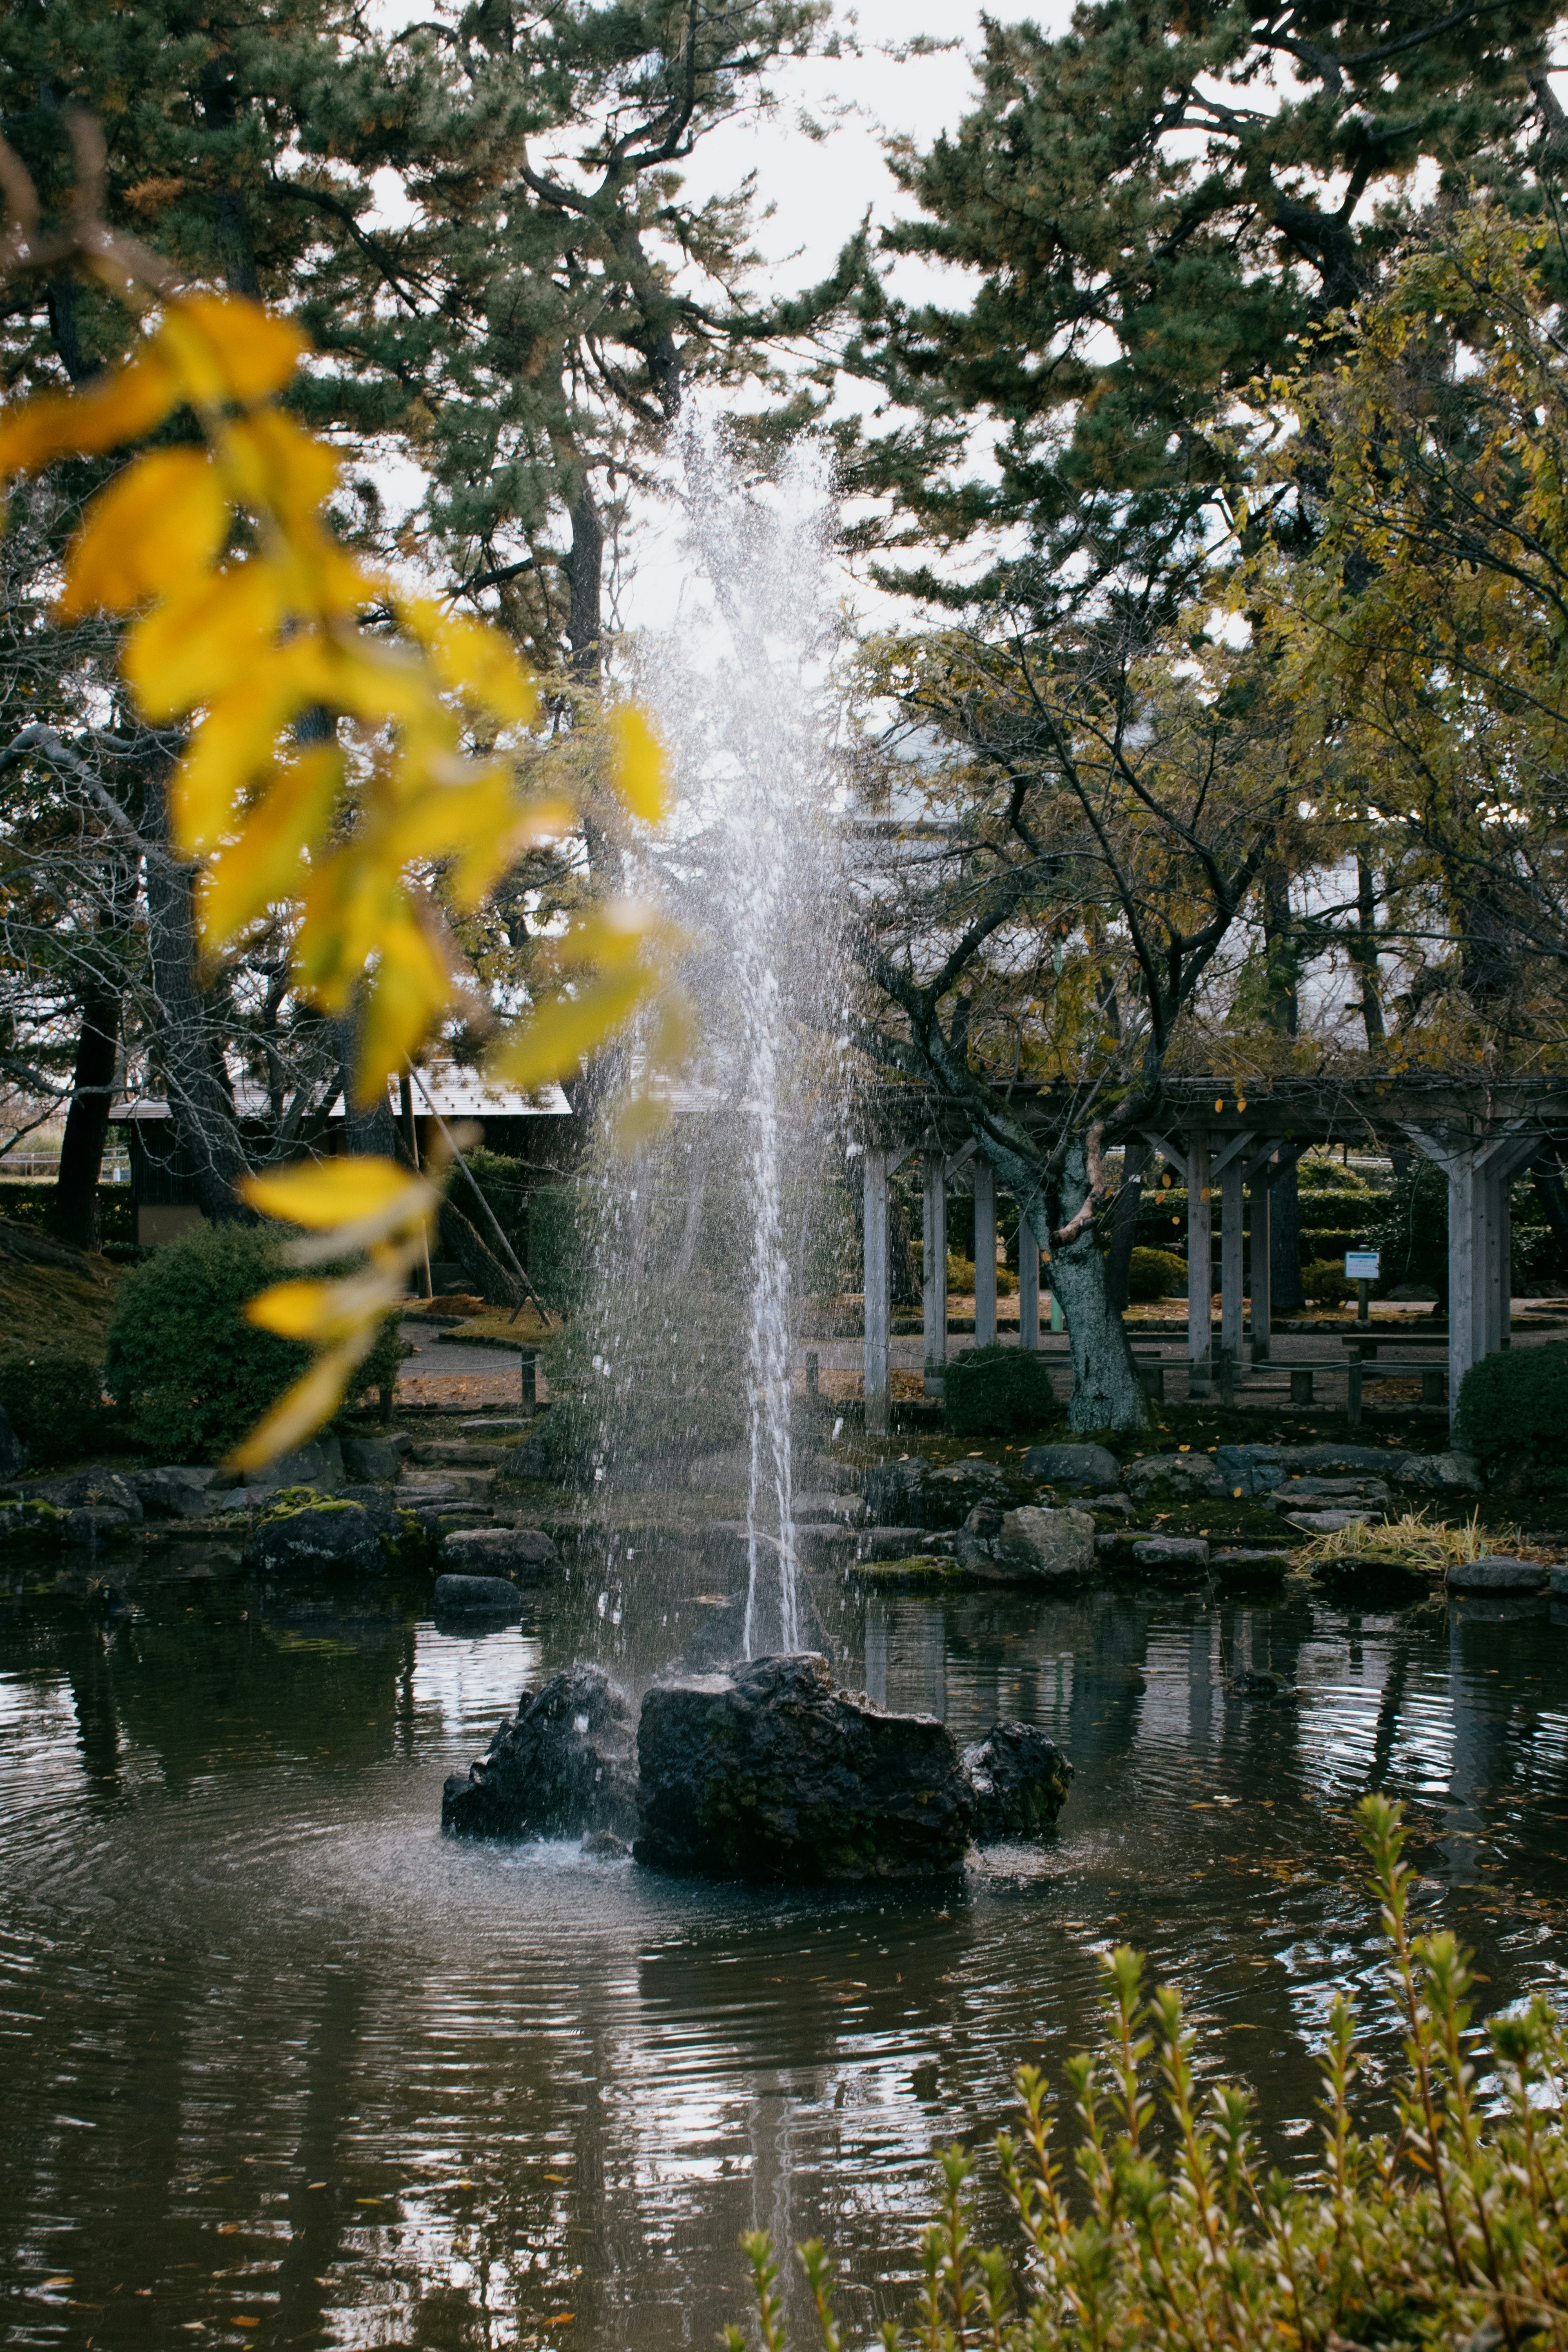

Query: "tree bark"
(1349, 853), (1385, 1047)
(53, 979), (120, 1252)
(1105, 1145), (1147, 1313)
(1038, 1136), (1148, 1432)
(1272, 1169), (1304, 1314)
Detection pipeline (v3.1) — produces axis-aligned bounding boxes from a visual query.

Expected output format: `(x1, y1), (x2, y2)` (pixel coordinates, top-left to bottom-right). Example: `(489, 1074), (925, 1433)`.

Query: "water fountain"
(442, 431), (1075, 1876)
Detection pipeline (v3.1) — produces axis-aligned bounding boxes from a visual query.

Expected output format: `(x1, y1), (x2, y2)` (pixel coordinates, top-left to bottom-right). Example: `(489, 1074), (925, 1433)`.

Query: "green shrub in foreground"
(1126, 1245), (1187, 1301)
(105, 1223), (401, 1461)
(729, 1797), (1568, 2352)
(0, 1345), (108, 1463)
(1459, 1342), (1568, 1475)
(944, 1343), (1062, 1437)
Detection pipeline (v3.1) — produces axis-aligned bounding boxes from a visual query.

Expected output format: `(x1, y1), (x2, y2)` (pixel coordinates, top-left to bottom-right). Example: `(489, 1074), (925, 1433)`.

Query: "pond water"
(5, 1555), (1568, 2350)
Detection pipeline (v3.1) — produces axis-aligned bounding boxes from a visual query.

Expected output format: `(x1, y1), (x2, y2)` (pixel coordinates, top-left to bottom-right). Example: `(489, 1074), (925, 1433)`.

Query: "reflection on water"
(4, 1557), (1568, 2349)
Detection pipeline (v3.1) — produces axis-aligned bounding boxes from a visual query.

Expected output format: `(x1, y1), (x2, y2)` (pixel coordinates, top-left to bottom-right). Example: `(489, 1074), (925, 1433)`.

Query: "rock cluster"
(445, 1651), (1074, 1881)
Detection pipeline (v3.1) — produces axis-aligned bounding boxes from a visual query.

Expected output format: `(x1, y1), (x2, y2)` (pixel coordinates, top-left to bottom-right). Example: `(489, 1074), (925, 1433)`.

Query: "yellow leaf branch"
(0, 120), (683, 1461)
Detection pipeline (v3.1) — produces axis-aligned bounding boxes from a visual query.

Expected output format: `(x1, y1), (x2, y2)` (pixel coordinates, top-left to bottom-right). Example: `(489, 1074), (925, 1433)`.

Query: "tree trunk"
(1349, 853), (1385, 1048)
(1105, 1145), (1147, 1313)
(1031, 1136), (1147, 1432)
(53, 980), (120, 1252)
(1272, 1167), (1303, 1314)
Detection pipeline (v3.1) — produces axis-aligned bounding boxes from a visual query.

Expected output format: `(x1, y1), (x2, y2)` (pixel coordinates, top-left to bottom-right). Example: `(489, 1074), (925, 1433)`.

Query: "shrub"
(946, 1250), (976, 1292)
(1458, 1341), (1568, 1474)
(1301, 1255), (1354, 1304)
(529, 1183), (592, 1313)
(105, 1223), (401, 1462)
(728, 1798), (1568, 2352)
(0, 1345), (108, 1463)
(1126, 1245), (1186, 1301)
(944, 1343), (1062, 1436)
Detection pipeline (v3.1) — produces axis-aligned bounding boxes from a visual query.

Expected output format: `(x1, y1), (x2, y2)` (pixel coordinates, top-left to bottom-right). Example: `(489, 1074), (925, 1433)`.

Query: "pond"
(4, 1553), (1568, 2350)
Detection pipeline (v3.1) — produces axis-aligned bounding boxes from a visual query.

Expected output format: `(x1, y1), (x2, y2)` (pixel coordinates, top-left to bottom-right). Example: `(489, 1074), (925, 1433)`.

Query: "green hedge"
(944, 1343), (1062, 1437)
(104, 1224), (401, 1462)
(1458, 1341), (1568, 1474)
(0, 1178), (135, 1248)
(0, 1346), (111, 1464)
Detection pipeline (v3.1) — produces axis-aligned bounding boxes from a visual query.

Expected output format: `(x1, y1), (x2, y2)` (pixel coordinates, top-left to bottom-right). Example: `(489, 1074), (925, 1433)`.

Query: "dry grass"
(1294, 1506), (1557, 1576)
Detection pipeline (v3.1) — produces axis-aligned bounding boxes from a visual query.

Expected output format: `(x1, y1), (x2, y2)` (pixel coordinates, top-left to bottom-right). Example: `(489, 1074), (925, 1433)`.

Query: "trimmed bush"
(1458, 1341), (1568, 1474)
(944, 1343), (1062, 1436)
(1301, 1256), (1354, 1305)
(0, 1345), (108, 1464)
(1126, 1245), (1186, 1301)
(105, 1223), (401, 1462)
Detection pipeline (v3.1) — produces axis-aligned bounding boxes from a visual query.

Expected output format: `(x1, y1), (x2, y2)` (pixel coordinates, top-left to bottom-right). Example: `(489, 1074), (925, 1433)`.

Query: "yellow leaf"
(171, 642), (338, 856)
(0, 345), (181, 477)
(396, 597), (537, 726)
(556, 900), (657, 971)
(225, 410), (340, 526)
(198, 748), (343, 947)
(158, 294), (306, 408)
(245, 1277), (341, 1340)
(57, 450), (228, 619)
(493, 966), (651, 1090)
(609, 706), (667, 822)
(241, 1156), (415, 1230)
(123, 560), (286, 720)
(227, 1335), (372, 1469)
(355, 919), (452, 1099)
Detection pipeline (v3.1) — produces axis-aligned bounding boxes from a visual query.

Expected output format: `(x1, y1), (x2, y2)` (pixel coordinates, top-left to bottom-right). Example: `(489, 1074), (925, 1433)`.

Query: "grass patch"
(1295, 1506), (1553, 1579)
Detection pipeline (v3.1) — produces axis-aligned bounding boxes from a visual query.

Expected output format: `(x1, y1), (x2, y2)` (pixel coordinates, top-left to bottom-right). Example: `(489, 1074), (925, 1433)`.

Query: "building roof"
(110, 1066), (572, 1122)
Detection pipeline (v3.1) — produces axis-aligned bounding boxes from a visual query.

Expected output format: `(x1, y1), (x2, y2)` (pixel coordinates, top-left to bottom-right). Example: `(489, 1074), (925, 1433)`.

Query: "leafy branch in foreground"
(0, 118), (676, 1460)
(729, 1797), (1568, 2352)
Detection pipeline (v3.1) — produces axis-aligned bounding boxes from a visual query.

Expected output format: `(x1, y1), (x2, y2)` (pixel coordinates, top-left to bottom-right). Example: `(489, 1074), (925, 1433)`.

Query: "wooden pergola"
(855, 1074), (1568, 1437)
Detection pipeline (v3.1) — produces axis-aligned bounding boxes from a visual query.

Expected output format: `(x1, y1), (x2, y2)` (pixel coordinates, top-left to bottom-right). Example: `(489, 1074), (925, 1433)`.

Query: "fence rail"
(0, 1155), (130, 1182)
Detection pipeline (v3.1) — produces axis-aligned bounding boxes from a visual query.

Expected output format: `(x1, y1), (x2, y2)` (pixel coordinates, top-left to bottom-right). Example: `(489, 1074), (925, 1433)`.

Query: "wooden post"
(922, 1151), (948, 1396)
(1187, 1131), (1211, 1392)
(1018, 1205), (1040, 1352)
(863, 1147), (891, 1437)
(1221, 1156), (1245, 1370)
(973, 1158), (997, 1347)
(1248, 1159), (1272, 1362)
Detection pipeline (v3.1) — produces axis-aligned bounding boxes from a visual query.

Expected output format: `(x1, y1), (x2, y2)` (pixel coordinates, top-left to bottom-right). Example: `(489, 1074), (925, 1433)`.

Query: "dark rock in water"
(67, 1504), (138, 1545)
(1132, 1533), (1209, 1572)
(22, 1466), (144, 1522)
(962, 1721), (1072, 1839)
(442, 1663), (639, 1840)
(0, 1403), (22, 1480)
(863, 1455), (1015, 1530)
(336, 1484), (407, 1539)
(433, 1572), (526, 1614)
(955, 1503), (1096, 1584)
(635, 1651), (973, 1881)
(243, 1501), (381, 1572)
(441, 1525), (559, 1580)
(1227, 1669), (1285, 1699)
(581, 1828), (631, 1858)
(134, 1466), (223, 1520)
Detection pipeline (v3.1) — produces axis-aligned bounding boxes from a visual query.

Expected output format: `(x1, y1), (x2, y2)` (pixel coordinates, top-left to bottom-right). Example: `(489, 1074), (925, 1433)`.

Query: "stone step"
(410, 1440), (509, 1468)
(403, 1469), (498, 1503)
